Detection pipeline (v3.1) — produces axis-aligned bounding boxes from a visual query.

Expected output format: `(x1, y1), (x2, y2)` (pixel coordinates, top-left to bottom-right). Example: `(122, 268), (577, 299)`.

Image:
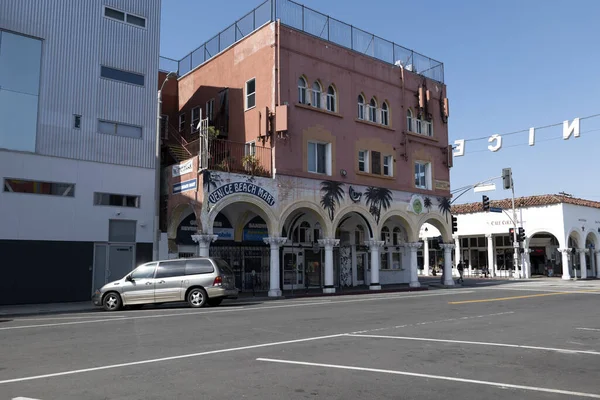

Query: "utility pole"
(503, 168), (520, 279)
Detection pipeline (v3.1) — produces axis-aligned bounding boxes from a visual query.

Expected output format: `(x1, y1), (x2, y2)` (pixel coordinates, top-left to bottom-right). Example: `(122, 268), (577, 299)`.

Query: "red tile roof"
(451, 194), (600, 215)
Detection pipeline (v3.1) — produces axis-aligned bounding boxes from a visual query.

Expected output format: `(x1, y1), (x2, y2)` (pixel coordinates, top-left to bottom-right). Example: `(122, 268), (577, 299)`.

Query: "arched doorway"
(378, 212), (416, 287)
(416, 215), (452, 285)
(527, 232), (561, 277)
(585, 232), (599, 278)
(334, 211), (377, 288)
(279, 205), (330, 291)
(567, 231), (582, 278)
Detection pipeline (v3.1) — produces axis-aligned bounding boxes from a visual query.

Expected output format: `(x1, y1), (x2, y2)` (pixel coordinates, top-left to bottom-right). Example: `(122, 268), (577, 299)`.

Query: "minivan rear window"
(214, 258), (234, 275)
(185, 259), (214, 275)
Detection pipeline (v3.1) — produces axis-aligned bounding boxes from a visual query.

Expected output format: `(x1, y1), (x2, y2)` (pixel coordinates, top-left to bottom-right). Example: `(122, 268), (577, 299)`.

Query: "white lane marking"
(577, 328), (600, 332)
(14, 315), (126, 322)
(0, 290), (475, 331)
(12, 397), (42, 400)
(348, 334), (600, 356)
(350, 311), (514, 334)
(256, 358), (600, 399)
(0, 333), (346, 385)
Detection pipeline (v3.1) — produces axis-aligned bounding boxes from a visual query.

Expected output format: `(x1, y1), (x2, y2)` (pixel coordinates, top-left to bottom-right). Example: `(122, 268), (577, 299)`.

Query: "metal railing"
(204, 139), (272, 177)
(160, 0), (444, 83)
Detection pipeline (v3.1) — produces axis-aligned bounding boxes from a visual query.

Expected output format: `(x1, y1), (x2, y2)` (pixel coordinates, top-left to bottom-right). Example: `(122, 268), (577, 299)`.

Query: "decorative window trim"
(307, 140), (331, 175)
(326, 85), (336, 113)
(357, 94), (365, 120)
(414, 161), (432, 190)
(298, 76), (308, 105)
(358, 150), (369, 173)
(311, 81), (322, 109)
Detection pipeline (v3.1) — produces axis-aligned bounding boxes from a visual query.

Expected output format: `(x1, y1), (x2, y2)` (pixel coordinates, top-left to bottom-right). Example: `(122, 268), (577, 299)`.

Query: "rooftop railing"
(160, 0), (444, 83)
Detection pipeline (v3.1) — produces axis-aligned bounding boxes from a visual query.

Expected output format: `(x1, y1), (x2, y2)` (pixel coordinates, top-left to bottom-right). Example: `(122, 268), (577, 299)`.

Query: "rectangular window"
(100, 66), (144, 86)
(108, 219), (136, 243)
(178, 113), (186, 133)
(358, 150), (369, 173)
(206, 98), (214, 124)
(0, 30), (43, 153)
(245, 141), (256, 156)
(308, 142), (327, 174)
(383, 155), (392, 176)
(94, 192), (140, 208)
(415, 161), (431, 189)
(426, 120), (433, 136)
(104, 6), (146, 28)
(98, 120), (142, 138)
(73, 114), (81, 129)
(245, 78), (256, 110)
(191, 107), (200, 133)
(371, 151), (381, 175)
(3, 178), (75, 197)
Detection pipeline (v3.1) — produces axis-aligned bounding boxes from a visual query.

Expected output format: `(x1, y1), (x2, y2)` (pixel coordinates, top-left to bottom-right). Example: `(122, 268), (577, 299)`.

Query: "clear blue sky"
(160, 0), (600, 205)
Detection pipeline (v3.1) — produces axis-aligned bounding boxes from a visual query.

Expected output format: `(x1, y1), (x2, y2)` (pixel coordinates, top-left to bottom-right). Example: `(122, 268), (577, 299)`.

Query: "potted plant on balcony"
(242, 154), (263, 176)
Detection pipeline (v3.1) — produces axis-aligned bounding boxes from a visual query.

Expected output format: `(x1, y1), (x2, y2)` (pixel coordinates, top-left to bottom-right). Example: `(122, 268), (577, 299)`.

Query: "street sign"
(490, 207), (502, 213)
(474, 183), (496, 193)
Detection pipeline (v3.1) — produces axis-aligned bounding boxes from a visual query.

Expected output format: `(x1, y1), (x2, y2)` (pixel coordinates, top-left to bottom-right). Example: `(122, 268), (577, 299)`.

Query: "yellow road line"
(449, 290), (600, 304)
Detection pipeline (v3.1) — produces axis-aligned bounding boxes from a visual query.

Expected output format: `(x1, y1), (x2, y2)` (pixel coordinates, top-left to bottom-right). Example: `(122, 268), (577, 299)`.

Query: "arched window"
(311, 81), (322, 108)
(393, 227), (402, 246)
(299, 221), (312, 242)
(381, 102), (389, 126)
(326, 85), (336, 112)
(369, 98), (377, 122)
(314, 222), (322, 242)
(357, 95), (365, 120)
(407, 109), (413, 132)
(381, 226), (391, 244)
(298, 77), (307, 104)
(425, 119), (433, 136)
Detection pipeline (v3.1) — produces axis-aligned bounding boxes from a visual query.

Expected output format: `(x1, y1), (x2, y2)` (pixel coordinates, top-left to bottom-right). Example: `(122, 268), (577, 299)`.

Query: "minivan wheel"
(187, 288), (207, 308)
(103, 292), (122, 311)
(208, 298), (223, 307)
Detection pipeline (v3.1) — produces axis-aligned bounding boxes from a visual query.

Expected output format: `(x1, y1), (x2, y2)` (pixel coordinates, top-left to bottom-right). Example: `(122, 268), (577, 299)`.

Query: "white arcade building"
(420, 194), (600, 279)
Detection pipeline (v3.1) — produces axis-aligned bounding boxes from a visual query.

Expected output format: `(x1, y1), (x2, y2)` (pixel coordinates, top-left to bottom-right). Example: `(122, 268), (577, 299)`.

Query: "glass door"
(283, 251), (304, 289)
(356, 252), (367, 285)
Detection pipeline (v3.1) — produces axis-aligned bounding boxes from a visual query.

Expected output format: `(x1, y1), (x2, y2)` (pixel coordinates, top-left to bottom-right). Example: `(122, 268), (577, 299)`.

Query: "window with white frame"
(357, 95), (365, 120)
(311, 81), (322, 108)
(307, 141), (329, 174)
(179, 113), (186, 133)
(368, 98), (377, 122)
(393, 227), (402, 246)
(407, 109), (433, 137)
(298, 77), (308, 104)
(206, 99), (214, 125)
(381, 102), (389, 126)
(381, 226), (391, 245)
(191, 106), (200, 133)
(383, 155), (393, 177)
(406, 109), (413, 132)
(245, 78), (256, 110)
(425, 119), (433, 136)
(414, 161), (431, 189)
(245, 141), (256, 156)
(358, 150), (369, 173)
(326, 85), (336, 112)
(355, 225), (365, 246)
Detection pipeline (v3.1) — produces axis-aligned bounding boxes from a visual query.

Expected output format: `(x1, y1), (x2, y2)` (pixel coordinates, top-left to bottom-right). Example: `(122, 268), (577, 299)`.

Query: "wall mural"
(364, 187), (393, 224)
(437, 197), (452, 222)
(320, 180), (345, 221)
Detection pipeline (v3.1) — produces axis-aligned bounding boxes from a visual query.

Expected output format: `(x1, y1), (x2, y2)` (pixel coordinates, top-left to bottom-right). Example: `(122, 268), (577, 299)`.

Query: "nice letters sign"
(208, 182), (276, 206)
(453, 118), (580, 157)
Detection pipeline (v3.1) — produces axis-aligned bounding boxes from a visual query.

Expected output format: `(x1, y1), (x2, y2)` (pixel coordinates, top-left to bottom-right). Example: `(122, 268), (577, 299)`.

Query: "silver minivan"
(92, 257), (238, 311)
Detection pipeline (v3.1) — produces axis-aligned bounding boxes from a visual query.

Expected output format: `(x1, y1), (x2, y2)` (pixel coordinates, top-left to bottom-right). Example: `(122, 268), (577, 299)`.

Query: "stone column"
(486, 234), (495, 277)
(319, 238), (340, 294)
(263, 237), (288, 297)
(522, 248), (532, 279)
(406, 242), (423, 287)
(191, 234), (218, 257)
(365, 239), (385, 290)
(423, 238), (430, 276)
(454, 235), (461, 274)
(595, 250), (600, 279)
(578, 248), (587, 279)
(559, 248), (572, 280)
(440, 243), (456, 286)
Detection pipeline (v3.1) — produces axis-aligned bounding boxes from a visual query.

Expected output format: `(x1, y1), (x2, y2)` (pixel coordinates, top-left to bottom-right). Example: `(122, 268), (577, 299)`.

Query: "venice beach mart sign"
(453, 118), (581, 157)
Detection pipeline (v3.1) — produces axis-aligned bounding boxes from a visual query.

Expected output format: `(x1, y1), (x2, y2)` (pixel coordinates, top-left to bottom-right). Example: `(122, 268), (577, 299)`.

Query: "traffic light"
(502, 168), (512, 190)
(517, 227), (525, 242)
(508, 228), (515, 243)
(482, 195), (490, 212)
(452, 215), (458, 233)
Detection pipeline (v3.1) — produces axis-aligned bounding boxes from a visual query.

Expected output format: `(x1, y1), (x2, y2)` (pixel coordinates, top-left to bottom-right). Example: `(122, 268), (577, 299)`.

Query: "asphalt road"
(1, 279), (600, 399)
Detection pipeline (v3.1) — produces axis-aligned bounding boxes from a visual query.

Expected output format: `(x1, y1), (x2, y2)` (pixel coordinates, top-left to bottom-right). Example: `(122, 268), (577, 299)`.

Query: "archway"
(567, 230), (583, 278)
(526, 231), (561, 277)
(279, 204), (330, 291)
(374, 211), (416, 287)
(585, 231), (599, 278)
(168, 203), (196, 256)
(416, 214), (451, 278)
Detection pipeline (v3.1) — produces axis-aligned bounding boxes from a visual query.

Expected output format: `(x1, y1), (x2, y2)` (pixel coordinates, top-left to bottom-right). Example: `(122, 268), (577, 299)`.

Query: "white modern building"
(0, 1), (162, 305)
(419, 194), (600, 280)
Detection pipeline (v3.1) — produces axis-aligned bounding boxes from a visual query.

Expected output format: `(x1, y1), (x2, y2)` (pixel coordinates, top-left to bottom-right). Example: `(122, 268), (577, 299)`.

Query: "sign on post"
(490, 207), (503, 213)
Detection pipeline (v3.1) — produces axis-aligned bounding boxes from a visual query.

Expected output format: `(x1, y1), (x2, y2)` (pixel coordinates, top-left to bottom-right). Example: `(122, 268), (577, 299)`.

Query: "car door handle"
(158, 280), (166, 284)
(145, 282), (153, 285)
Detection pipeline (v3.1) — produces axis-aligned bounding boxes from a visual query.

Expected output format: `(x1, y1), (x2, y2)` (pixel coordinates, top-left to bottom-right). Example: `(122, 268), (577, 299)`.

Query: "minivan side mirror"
(126, 275), (133, 282)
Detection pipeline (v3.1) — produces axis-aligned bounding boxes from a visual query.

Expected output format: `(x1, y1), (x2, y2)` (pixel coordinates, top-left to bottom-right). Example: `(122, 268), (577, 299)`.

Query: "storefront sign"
(434, 180), (450, 190)
(173, 178), (197, 194)
(208, 182), (275, 206)
(243, 218), (268, 241)
(176, 214), (198, 245)
(453, 117), (581, 157)
(172, 160), (193, 177)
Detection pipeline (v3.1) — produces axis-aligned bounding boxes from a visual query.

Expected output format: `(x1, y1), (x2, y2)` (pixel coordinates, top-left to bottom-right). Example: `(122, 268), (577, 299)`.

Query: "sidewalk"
(0, 284), (428, 318)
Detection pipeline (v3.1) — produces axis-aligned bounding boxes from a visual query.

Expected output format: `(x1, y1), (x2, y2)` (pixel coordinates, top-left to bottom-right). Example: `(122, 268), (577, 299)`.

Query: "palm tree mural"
(320, 180), (345, 221)
(365, 186), (393, 224)
(201, 169), (220, 191)
(424, 196), (432, 212)
(437, 197), (452, 222)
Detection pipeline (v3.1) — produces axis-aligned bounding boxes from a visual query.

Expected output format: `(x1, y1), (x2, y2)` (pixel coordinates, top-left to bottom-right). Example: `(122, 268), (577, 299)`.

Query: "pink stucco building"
(160, 0), (456, 296)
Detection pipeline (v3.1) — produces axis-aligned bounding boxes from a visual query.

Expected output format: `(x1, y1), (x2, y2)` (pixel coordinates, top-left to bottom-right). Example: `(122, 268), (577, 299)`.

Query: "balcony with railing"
(159, 0), (444, 83)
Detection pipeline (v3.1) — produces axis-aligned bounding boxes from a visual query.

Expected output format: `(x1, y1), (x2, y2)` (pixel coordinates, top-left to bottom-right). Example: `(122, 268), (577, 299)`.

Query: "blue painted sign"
(208, 182), (275, 206)
(490, 207), (503, 213)
(173, 179), (197, 194)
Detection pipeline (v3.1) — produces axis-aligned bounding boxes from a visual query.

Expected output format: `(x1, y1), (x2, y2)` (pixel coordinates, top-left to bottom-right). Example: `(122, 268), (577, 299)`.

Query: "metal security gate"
(210, 245), (270, 292)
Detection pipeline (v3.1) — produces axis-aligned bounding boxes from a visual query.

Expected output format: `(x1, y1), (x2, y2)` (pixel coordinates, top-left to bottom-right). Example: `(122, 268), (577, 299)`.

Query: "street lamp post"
(153, 71), (178, 261)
